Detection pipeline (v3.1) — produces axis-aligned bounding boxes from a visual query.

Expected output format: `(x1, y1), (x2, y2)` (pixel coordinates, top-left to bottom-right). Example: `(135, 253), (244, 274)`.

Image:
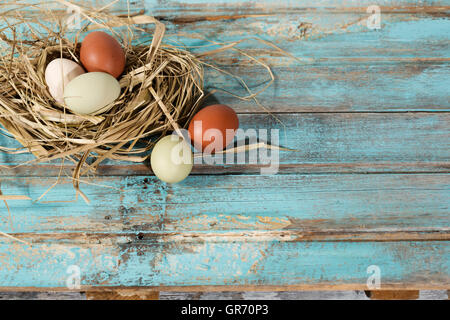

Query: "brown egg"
(188, 104), (239, 152)
(80, 31), (125, 78)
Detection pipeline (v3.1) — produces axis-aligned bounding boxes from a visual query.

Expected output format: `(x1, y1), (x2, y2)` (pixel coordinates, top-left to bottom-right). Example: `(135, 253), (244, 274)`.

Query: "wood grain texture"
(367, 290), (420, 299)
(0, 173), (448, 235)
(159, 289), (450, 300)
(1, 113), (449, 175)
(10, 1), (450, 113)
(138, 2), (450, 113)
(0, 239), (448, 288)
(1, 289), (447, 300)
(0, 291), (86, 300)
(85, 289), (159, 300)
(1, 289), (449, 300)
(0, 0), (448, 291)
(159, 290), (371, 300)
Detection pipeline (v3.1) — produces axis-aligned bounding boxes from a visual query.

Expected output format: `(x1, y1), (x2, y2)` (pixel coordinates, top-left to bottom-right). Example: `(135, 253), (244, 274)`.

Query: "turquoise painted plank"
(2, 5), (449, 113)
(13, 0), (442, 12)
(1, 113), (449, 173)
(201, 60), (450, 112)
(8, 1), (449, 54)
(181, 17), (450, 59)
(150, 15), (450, 113)
(169, 19), (450, 114)
(142, 0), (446, 11)
(0, 239), (447, 288)
(0, 174), (448, 234)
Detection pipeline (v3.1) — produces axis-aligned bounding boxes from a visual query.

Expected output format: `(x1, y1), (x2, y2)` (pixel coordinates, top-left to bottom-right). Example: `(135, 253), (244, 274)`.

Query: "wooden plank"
(2, 5), (449, 113)
(0, 239), (447, 289)
(0, 0), (447, 292)
(1, 290), (448, 299)
(159, 290), (371, 300)
(367, 290), (420, 299)
(0, 284), (448, 292)
(418, 290), (449, 299)
(1, 113), (449, 175)
(15, 0), (445, 14)
(85, 289), (159, 300)
(201, 61), (450, 113)
(147, 15), (450, 113)
(0, 173), (448, 235)
(159, 289), (449, 300)
(0, 291), (86, 300)
(153, 12), (450, 47)
(142, 0), (447, 13)
(136, 2), (450, 113)
(5, 231), (449, 243)
(2, 162), (449, 177)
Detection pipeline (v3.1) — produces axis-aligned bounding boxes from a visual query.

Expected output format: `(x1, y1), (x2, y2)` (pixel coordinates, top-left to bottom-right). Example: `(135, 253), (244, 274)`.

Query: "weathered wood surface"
(0, 0), (449, 291)
(142, 0), (450, 113)
(0, 239), (448, 288)
(158, 289), (449, 300)
(1, 174), (449, 235)
(1, 113), (449, 174)
(1, 290), (448, 300)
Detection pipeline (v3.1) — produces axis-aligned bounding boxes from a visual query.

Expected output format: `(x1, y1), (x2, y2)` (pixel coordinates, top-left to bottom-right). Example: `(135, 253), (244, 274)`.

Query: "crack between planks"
(2, 229), (449, 244)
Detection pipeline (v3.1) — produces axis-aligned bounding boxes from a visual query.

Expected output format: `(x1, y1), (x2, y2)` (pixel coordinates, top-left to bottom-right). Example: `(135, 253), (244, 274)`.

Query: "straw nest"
(0, 1), (209, 199)
(0, 1), (282, 205)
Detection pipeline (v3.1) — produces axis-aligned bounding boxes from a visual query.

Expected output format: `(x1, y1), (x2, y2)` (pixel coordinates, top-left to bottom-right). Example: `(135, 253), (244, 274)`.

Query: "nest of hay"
(0, 1), (281, 205)
(0, 1), (208, 199)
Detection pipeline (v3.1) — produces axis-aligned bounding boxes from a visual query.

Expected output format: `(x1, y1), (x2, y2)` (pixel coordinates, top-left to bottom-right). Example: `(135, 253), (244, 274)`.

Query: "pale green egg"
(151, 135), (193, 184)
(63, 72), (120, 115)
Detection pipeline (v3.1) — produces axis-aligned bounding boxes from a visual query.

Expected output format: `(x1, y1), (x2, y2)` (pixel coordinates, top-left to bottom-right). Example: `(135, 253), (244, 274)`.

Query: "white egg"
(45, 58), (85, 104)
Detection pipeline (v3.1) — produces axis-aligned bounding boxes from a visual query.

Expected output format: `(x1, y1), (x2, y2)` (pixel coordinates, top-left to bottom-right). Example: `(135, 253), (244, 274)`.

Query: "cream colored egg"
(63, 72), (121, 115)
(45, 58), (85, 104)
(151, 135), (193, 184)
